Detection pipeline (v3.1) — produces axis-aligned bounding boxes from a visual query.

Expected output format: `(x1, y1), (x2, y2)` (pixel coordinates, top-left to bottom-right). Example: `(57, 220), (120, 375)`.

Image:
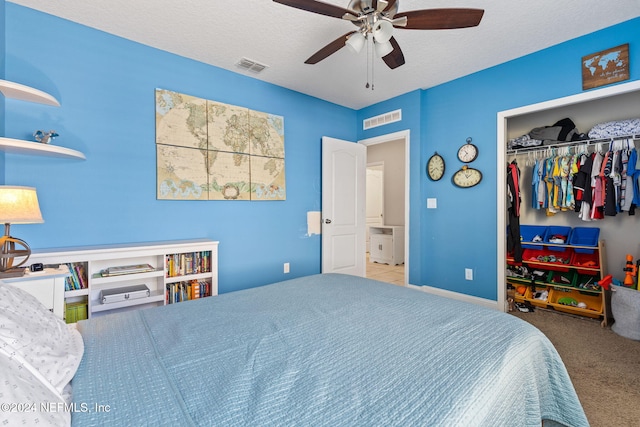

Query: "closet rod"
(507, 133), (640, 155)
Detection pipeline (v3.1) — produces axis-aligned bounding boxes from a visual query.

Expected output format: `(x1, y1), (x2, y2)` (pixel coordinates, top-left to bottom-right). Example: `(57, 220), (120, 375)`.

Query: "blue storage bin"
(569, 227), (600, 254)
(519, 225), (547, 249)
(545, 226), (572, 252)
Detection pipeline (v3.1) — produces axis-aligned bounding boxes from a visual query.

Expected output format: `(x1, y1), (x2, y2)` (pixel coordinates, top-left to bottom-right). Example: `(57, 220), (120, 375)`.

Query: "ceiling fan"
(273, 0), (484, 69)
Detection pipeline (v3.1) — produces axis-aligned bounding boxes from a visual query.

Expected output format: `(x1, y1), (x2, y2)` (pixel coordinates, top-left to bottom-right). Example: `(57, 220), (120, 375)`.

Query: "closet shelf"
(0, 137), (85, 160)
(507, 133), (640, 155)
(0, 79), (60, 106)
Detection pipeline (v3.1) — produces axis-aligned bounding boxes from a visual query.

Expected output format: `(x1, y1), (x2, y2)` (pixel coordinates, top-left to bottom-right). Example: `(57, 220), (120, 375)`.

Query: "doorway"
(366, 163), (384, 252)
(359, 130), (409, 286)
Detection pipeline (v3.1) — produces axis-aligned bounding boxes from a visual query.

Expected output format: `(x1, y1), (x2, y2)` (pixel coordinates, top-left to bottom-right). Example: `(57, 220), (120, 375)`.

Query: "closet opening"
(497, 80), (640, 317)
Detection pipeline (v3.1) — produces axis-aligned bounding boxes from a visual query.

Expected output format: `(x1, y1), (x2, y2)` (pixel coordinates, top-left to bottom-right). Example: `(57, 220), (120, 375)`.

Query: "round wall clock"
(457, 138), (478, 163)
(426, 152), (445, 181)
(452, 165), (482, 188)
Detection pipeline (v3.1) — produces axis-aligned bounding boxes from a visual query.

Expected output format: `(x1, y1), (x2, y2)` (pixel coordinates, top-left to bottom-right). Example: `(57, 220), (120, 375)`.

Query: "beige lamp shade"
(0, 186), (44, 224)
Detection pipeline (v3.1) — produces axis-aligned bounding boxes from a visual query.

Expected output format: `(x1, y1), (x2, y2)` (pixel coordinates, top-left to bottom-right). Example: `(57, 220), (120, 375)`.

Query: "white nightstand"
(0, 265), (70, 318)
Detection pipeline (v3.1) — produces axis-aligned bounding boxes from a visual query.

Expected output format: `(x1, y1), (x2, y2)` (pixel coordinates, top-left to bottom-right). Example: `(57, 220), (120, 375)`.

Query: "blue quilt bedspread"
(73, 274), (588, 426)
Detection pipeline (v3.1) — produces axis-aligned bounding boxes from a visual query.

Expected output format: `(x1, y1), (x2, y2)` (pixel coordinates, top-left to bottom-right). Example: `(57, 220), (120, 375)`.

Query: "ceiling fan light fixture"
(373, 20), (393, 43)
(346, 31), (366, 54)
(374, 39), (393, 57)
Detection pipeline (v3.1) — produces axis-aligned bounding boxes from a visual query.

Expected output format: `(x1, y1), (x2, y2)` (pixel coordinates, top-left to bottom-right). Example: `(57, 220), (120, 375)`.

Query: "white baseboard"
(409, 283), (502, 311)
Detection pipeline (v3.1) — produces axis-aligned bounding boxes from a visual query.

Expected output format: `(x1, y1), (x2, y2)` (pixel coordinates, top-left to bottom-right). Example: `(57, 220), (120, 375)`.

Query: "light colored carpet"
(512, 309), (640, 426)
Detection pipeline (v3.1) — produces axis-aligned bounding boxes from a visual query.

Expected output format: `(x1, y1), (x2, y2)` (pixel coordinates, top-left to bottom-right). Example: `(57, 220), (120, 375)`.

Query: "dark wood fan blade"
(305, 31), (356, 64)
(394, 8), (484, 30)
(273, 0), (356, 19)
(382, 37), (405, 69)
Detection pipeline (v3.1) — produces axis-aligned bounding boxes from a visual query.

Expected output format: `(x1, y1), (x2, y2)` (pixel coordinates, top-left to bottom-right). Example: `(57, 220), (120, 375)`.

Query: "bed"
(1, 273), (588, 426)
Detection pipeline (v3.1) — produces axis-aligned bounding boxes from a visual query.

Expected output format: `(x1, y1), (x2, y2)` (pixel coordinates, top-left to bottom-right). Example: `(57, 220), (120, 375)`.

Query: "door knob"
(325, 219), (332, 224)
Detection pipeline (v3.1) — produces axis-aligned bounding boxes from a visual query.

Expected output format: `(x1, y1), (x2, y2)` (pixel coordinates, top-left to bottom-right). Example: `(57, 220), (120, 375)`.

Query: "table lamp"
(0, 186), (44, 277)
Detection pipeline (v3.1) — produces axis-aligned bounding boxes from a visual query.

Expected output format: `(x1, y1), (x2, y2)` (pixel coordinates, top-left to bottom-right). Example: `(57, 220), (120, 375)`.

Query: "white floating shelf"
(0, 79), (60, 106)
(0, 137), (85, 160)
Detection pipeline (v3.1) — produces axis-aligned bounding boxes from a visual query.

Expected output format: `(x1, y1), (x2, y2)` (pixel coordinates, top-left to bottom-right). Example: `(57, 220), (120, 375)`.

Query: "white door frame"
(359, 130), (410, 286)
(496, 80), (640, 311)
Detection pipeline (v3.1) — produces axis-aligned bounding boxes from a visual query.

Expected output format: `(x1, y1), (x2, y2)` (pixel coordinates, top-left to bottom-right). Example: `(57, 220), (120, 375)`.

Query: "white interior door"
(366, 164), (384, 252)
(322, 136), (366, 276)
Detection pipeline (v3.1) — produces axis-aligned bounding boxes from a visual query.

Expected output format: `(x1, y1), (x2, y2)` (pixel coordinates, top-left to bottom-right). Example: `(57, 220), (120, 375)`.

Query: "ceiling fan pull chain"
(371, 42), (375, 90)
(365, 35), (370, 89)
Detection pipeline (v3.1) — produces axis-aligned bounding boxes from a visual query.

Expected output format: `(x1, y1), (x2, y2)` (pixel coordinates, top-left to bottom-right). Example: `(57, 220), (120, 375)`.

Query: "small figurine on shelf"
(33, 130), (58, 144)
(623, 254), (637, 289)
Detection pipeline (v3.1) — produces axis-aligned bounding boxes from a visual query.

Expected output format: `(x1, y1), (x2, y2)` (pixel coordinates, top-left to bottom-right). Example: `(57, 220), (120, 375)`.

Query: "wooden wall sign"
(582, 44), (630, 90)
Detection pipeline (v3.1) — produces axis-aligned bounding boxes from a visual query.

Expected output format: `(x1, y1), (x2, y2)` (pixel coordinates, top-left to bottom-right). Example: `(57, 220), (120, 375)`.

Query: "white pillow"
(0, 351), (71, 427)
(0, 283), (84, 394)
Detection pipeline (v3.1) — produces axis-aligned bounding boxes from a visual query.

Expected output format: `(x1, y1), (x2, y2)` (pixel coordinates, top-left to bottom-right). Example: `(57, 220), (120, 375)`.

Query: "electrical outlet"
(465, 268), (473, 281)
(284, 263), (290, 274)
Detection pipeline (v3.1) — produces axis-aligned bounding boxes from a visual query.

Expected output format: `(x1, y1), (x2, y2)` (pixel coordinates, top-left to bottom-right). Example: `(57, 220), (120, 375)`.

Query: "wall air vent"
(235, 57), (269, 74)
(363, 109), (402, 130)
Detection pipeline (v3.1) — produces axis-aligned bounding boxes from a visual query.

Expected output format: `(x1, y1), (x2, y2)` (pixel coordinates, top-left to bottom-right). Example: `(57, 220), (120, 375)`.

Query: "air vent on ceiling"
(363, 109), (402, 130)
(235, 57), (269, 74)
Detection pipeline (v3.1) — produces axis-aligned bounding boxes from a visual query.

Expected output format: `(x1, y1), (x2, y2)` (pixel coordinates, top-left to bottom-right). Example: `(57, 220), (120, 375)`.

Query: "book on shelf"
(101, 263), (155, 277)
(165, 251), (211, 278)
(165, 279), (211, 304)
(65, 262), (88, 291)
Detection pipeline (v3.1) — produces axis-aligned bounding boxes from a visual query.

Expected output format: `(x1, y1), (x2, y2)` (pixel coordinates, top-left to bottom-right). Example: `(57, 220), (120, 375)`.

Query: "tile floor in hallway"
(365, 253), (405, 286)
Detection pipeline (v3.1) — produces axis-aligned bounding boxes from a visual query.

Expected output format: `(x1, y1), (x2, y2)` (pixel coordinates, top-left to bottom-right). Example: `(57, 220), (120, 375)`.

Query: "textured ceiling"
(8, 0), (640, 109)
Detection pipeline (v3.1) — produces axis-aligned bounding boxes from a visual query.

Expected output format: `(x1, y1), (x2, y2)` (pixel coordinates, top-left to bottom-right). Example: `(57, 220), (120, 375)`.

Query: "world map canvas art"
(582, 44), (629, 90)
(155, 89), (285, 201)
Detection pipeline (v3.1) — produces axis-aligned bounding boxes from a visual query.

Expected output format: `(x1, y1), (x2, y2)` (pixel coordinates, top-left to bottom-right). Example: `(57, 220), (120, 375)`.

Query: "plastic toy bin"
(544, 226), (572, 252)
(575, 274), (600, 291)
(547, 271), (576, 287)
(522, 248), (572, 272)
(526, 286), (550, 308)
(569, 227), (600, 254)
(519, 225), (548, 249)
(549, 287), (602, 318)
(571, 251), (600, 274)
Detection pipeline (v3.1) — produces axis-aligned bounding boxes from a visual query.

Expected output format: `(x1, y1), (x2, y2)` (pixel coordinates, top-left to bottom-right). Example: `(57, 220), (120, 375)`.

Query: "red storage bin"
(522, 248), (572, 272)
(571, 251), (600, 275)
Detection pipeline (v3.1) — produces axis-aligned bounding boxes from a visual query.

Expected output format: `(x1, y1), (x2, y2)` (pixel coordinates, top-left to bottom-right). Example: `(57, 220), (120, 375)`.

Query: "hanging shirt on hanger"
(507, 161), (523, 263)
(603, 150), (617, 216)
(531, 159), (541, 209)
(590, 152), (605, 220)
(628, 148), (640, 213)
(621, 149), (633, 212)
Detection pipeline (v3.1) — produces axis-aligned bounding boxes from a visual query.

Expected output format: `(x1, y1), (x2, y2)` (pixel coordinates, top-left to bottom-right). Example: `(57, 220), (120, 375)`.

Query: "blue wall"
(3, 3), (639, 301)
(415, 18), (640, 300)
(3, 4), (356, 293)
(357, 17), (639, 301)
